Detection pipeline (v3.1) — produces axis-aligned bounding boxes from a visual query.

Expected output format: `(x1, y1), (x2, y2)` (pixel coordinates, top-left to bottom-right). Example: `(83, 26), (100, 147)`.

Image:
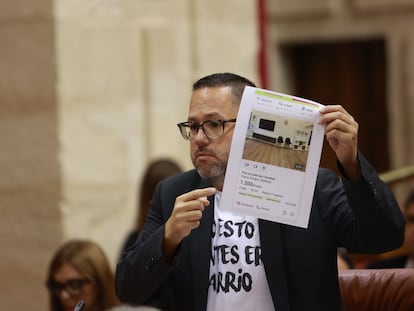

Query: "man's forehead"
(187, 111), (225, 121)
(189, 88), (237, 114)
(190, 86), (233, 101)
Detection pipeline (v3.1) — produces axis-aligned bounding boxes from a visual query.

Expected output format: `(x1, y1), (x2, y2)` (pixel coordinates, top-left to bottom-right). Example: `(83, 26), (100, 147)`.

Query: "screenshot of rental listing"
(221, 86), (325, 228)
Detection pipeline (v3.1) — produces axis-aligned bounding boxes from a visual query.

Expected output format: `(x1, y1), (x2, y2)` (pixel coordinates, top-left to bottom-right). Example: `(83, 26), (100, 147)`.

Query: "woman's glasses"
(46, 278), (90, 297)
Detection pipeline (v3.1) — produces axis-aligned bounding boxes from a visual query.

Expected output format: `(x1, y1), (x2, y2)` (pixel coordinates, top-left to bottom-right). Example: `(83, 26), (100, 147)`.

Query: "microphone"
(74, 300), (85, 311)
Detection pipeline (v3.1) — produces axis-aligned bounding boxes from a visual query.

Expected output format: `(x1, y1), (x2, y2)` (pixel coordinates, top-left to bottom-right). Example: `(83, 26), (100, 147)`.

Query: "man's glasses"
(46, 278), (90, 297)
(177, 119), (236, 141)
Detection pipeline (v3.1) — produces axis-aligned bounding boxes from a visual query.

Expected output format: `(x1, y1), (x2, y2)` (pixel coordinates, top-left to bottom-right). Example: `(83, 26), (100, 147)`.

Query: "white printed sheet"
(221, 86), (325, 228)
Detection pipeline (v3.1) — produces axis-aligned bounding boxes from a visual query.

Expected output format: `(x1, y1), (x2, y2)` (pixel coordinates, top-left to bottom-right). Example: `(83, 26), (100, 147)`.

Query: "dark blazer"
(116, 153), (405, 311)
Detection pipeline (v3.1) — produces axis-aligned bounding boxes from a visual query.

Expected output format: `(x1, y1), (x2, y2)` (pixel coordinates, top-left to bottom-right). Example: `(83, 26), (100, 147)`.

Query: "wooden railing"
(380, 164), (414, 186)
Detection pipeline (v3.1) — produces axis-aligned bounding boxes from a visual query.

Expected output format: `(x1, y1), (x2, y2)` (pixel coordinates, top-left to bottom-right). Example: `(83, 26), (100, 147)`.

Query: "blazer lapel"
(259, 220), (290, 311)
(189, 180), (215, 310)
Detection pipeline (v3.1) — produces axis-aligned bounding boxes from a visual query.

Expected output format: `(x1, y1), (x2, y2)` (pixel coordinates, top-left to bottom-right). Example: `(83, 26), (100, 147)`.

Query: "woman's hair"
(137, 158), (182, 231)
(46, 239), (119, 311)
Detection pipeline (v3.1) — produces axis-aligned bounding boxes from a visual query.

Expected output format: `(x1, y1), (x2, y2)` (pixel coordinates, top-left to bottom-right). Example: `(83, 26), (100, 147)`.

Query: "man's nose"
(193, 127), (210, 143)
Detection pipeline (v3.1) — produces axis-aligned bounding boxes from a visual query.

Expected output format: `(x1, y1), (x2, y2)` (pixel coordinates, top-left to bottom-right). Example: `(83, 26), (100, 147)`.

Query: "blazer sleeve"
(317, 152), (405, 253)
(115, 179), (176, 306)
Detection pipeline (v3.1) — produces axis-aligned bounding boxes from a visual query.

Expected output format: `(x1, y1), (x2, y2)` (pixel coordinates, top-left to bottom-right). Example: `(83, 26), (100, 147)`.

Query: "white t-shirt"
(206, 192), (275, 311)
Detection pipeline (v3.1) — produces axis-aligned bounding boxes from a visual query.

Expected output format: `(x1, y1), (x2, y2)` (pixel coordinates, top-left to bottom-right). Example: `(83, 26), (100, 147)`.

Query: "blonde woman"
(46, 239), (120, 311)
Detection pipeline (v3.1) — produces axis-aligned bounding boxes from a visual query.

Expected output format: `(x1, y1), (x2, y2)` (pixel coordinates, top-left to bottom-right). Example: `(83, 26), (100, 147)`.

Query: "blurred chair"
(339, 269), (414, 311)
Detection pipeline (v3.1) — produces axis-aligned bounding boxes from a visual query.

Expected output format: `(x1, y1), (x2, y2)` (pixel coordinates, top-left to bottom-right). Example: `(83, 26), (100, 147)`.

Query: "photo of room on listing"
(243, 110), (313, 171)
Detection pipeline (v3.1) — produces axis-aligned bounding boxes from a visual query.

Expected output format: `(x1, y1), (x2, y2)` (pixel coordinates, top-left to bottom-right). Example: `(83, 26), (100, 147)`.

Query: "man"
(368, 189), (414, 268)
(115, 73), (405, 311)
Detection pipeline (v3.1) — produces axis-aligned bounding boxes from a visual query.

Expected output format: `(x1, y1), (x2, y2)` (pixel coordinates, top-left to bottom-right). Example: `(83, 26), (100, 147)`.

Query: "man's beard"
(191, 146), (229, 188)
(196, 161), (227, 181)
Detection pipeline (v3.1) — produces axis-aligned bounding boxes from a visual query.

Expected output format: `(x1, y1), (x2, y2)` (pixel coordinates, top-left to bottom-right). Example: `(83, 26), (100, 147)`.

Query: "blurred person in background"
(110, 306), (160, 311)
(46, 239), (120, 311)
(120, 158), (182, 255)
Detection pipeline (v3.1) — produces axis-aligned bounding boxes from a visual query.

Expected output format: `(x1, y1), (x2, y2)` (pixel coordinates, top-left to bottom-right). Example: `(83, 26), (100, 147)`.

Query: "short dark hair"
(192, 72), (256, 105)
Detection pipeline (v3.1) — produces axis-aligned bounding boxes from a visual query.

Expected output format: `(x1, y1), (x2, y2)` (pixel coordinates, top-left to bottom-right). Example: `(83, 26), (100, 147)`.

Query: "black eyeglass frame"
(46, 278), (91, 297)
(177, 118), (237, 141)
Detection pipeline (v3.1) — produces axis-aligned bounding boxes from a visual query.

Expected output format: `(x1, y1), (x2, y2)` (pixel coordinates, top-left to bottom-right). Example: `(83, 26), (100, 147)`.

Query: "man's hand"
(163, 187), (217, 259)
(319, 105), (360, 180)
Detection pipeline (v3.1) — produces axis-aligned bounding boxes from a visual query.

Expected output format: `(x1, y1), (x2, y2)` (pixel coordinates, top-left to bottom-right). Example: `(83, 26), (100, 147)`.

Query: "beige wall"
(1, 0), (414, 310)
(0, 0), (257, 310)
(0, 1), (61, 310)
(55, 0), (257, 265)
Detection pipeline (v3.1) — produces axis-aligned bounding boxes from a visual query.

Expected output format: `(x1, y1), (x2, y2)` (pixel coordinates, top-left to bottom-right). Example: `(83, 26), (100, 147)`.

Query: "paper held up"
(221, 86), (325, 228)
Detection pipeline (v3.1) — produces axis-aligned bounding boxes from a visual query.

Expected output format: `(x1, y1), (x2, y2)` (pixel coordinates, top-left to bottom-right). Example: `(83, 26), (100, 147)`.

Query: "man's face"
(404, 202), (414, 258)
(188, 86), (237, 188)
